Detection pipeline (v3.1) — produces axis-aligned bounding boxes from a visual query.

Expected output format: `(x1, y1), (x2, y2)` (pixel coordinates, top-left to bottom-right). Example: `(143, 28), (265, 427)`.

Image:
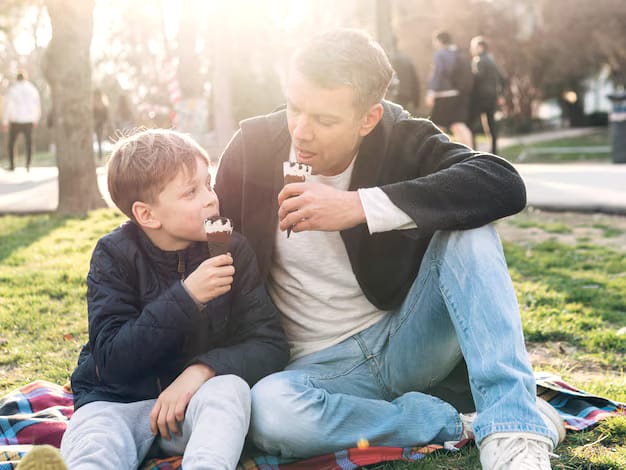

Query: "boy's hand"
(149, 363), (215, 440)
(183, 254), (234, 303)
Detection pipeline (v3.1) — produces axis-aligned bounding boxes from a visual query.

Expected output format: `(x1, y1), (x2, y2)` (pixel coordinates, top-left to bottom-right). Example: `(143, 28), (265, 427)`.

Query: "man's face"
(148, 157), (218, 251)
(286, 68), (369, 177)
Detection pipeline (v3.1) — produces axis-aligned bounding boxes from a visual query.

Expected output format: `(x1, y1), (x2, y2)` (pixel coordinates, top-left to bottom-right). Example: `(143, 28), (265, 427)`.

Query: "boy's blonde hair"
(107, 129), (210, 221)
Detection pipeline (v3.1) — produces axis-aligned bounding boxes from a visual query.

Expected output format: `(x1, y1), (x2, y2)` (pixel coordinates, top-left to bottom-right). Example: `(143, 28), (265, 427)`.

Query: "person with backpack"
(425, 31), (473, 147)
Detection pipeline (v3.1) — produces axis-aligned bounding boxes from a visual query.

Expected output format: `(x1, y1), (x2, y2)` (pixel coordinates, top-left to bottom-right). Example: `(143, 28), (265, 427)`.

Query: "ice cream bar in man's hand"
(204, 216), (233, 257)
(283, 161), (312, 238)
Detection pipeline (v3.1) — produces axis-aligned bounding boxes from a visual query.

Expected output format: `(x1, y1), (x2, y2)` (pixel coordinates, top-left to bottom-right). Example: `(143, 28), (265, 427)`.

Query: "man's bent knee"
(250, 372), (318, 456)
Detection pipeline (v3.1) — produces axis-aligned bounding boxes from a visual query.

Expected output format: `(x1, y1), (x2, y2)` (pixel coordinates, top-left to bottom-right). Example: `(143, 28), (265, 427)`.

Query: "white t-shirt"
(267, 156), (385, 360)
(267, 148), (418, 360)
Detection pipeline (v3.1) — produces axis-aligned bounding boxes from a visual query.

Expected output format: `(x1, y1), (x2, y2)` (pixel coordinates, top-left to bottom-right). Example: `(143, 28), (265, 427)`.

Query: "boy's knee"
(197, 374), (251, 405)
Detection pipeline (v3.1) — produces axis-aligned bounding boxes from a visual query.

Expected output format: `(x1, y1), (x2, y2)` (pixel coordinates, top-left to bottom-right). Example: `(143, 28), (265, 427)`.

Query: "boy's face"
(147, 156), (218, 251)
(286, 67), (375, 177)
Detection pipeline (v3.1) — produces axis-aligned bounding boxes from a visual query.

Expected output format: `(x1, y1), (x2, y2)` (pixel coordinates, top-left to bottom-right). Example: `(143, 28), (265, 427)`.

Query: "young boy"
(40, 129), (288, 470)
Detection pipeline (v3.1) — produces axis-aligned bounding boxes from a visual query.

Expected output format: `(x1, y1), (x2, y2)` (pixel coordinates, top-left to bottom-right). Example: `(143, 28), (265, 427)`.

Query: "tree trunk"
(42, 0), (106, 215)
(211, 3), (235, 156)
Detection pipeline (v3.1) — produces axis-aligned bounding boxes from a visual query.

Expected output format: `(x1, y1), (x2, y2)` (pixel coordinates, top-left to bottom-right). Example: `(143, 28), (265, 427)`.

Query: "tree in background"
(42, 0), (105, 215)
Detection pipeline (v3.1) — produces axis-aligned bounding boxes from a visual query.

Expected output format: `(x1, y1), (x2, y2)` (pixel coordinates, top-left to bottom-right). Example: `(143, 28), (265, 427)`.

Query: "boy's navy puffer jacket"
(70, 221), (289, 410)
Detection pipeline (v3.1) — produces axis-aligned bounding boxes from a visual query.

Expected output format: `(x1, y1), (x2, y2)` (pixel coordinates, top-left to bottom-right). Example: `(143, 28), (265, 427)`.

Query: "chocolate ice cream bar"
(283, 161), (312, 237)
(204, 216), (233, 257)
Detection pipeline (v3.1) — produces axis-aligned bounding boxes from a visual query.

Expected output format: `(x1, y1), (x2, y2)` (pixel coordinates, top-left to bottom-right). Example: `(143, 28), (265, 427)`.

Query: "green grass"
(0, 209), (126, 390)
(499, 129), (611, 163)
(1, 208), (624, 469)
(592, 223), (624, 238)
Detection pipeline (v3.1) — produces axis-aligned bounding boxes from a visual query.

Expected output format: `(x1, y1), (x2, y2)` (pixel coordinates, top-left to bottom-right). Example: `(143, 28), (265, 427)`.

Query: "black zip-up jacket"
(215, 100), (526, 311)
(70, 222), (289, 410)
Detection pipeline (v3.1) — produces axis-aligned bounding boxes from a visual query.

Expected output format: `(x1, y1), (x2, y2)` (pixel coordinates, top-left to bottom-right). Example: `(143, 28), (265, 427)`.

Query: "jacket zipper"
(177, 252), (186, 280)
(159, 252), (186, 394)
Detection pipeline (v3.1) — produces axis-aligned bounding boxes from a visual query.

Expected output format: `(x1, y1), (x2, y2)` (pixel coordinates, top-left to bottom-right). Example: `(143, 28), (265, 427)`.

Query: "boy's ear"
(132, 201), (161, 230)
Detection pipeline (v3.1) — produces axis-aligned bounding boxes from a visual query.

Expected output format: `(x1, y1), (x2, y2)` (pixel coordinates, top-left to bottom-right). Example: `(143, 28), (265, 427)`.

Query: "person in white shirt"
(3, 71), (41, 171)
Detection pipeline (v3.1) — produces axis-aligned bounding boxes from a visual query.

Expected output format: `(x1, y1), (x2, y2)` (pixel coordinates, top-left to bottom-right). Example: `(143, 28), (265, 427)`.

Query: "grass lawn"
(498, 128), (611, 163)
(0, 208), (624, 469)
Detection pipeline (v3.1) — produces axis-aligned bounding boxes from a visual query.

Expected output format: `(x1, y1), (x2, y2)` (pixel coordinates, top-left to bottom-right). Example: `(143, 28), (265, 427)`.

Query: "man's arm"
(379, 123), (526, 234)
(278, 121), (525, 235)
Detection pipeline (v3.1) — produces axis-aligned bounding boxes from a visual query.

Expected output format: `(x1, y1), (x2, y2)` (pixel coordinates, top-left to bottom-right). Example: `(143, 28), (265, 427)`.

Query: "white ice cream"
(283, 161), (312, 178)
(203, 217), (233, 234)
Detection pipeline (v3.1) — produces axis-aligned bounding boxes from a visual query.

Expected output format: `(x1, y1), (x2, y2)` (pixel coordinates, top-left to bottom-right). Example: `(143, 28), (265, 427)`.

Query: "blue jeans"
(250, 226), (558, 459)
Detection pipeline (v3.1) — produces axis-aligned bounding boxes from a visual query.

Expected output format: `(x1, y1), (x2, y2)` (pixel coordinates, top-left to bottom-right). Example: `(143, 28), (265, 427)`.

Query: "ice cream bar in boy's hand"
(204, 216), (233, 257)
(283, 161), (312, 238)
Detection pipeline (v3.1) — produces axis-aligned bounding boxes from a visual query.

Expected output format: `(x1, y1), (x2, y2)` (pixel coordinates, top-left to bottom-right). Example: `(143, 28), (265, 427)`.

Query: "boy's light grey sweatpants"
(60, 375), (251, 470)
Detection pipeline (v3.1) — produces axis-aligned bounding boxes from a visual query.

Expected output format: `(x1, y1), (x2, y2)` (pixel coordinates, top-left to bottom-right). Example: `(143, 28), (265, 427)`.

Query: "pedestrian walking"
(2, 71), (41, 171)
(426, 31), (473, 147)
(469, 36), (507, 154)
(387, 35), (421, 113)
(93, 88), (110, 161)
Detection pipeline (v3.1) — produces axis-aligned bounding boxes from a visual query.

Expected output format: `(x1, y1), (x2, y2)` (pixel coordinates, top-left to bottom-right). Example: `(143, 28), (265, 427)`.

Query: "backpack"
(452, 50), (474, 94)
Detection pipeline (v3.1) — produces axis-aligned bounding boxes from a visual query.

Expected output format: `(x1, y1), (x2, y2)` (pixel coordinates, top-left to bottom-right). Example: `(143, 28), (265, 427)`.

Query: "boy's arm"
(87, 239), (201, 383)
(188, 235), (289, 386)
(149, 363), (214, 440)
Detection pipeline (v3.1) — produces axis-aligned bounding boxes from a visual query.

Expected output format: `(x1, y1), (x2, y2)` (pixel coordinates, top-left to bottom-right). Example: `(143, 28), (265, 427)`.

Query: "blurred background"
(1, 0), (625, 213)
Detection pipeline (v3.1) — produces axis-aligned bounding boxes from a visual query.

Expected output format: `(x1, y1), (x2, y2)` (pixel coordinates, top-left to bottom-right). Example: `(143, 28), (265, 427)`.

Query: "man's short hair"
(292, 28), (393, 112)
(16, 71), (25, 81)
(434, 30), (452, 46)
(107, 129), (209, 220)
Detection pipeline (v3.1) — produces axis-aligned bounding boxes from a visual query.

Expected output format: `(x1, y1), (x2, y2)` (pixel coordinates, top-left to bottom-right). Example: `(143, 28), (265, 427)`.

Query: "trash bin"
(607, 92), (626, 164)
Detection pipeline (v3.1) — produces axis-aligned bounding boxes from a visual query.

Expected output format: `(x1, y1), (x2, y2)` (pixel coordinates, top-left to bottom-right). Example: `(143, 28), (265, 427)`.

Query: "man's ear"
(359, 103), (384, 137)
(132, 201), (161, 230)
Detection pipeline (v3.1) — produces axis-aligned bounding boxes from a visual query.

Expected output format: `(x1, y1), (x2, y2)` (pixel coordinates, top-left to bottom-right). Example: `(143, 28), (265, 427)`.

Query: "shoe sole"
(537, 397), (566, 444)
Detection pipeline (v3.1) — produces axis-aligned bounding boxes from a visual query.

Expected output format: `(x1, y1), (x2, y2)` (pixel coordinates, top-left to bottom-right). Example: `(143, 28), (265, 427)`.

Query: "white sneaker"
(443, 411), (476, 450)
(478, 398), (566, 469)
(479, 432), (557, 469)
(536, 397), (566, 446)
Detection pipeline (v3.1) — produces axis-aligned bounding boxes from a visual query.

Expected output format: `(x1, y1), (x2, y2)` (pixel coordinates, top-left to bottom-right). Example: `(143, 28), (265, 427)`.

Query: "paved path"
(1, 161), (625, 215)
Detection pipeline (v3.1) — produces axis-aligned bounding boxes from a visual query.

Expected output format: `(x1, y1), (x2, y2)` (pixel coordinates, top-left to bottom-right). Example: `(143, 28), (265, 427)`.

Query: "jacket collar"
(128, 222), (208, 275)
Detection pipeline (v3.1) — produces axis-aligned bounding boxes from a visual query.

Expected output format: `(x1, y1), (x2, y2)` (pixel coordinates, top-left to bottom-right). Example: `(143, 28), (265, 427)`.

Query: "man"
(470, 36), (507, 155)
(3, 71), (41, 171)
(215, 29), (565, 470)
(387, 35), (421, 113)
(425, 30), (473, 147)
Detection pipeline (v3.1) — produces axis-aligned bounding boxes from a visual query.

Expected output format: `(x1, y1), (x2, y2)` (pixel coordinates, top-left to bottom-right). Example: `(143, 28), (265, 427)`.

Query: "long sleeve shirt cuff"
(357, 187), (418, 234)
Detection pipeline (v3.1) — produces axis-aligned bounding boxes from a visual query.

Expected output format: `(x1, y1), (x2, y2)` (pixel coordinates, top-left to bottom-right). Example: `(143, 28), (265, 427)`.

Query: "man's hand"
(149, 364), (215, 440)
(277, 182), (366, 233)
(183, 254), (234, 304)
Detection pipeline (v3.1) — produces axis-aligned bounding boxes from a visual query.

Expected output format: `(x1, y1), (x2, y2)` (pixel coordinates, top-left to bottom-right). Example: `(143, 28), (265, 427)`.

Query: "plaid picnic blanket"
(1, 375), (624, 470)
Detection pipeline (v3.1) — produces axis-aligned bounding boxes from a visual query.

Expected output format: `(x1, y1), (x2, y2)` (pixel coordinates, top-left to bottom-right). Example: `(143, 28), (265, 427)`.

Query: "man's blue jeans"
(250, 226), (558, 459)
